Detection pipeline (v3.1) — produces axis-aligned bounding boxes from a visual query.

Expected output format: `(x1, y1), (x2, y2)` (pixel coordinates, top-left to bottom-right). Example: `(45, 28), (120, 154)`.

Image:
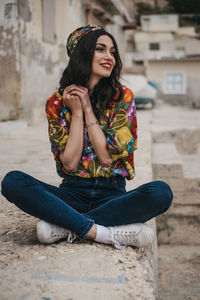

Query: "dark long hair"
(59, 29), (123, 116)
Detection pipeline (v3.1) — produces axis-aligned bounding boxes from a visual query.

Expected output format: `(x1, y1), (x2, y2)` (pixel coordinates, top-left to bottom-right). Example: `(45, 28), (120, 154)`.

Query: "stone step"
(181, 154), (200, 179)
(153, 143), (200, 179)
(152, 143), (183, 178)
(152, 143), (200, 205)
(156, 204), (200, 245)
(152, 143), (182, 165)
(173, 178), (200, 205)
(157, 245), (200, 300)
(152, 128), (200, 155)
(152, 177), (200, 205)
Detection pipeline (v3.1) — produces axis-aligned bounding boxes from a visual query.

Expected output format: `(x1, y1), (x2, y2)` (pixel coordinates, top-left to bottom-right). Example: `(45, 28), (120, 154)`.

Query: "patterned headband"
(66, 24), (104, 57)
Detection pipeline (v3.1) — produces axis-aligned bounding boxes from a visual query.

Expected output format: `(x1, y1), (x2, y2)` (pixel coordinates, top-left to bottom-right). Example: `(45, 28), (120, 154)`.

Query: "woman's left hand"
(66, 84), (92, 113)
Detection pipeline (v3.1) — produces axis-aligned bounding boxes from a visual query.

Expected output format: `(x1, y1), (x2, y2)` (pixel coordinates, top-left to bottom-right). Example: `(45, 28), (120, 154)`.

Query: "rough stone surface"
(152, 103), (200, 299)
(0, 1), (21, 121)
(0, 109), (157, 300)
(157, 245), (200, 300)
(152, 143), (181, 165)
(156, 211), (200, 245)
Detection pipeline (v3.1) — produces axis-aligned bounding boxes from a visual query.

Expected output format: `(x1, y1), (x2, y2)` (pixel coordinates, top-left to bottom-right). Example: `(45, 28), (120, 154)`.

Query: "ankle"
(86, 224), (97, 240)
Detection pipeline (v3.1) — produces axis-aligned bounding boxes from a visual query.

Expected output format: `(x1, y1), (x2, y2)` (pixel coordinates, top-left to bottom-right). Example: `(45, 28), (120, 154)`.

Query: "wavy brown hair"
(59, 29), (124, 116)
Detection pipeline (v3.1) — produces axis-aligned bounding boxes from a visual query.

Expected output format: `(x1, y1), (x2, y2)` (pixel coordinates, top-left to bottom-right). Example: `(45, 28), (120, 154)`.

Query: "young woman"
(1, 25), (173, 249)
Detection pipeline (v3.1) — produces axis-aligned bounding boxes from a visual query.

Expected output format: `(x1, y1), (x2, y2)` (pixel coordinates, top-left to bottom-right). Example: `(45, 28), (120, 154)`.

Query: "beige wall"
(147, 59), (200, 107)
(0, 0), (83, 122)
(0, 0), (20, 120)
(141, 14), (178, 32)
(147, 59), (200, 84)
(19, 0), (83, 122)
(134, 30), (200, 60)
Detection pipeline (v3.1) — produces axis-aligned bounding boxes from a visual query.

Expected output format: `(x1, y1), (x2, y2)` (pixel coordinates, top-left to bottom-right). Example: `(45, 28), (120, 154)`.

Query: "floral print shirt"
(46, 85), (137, 179)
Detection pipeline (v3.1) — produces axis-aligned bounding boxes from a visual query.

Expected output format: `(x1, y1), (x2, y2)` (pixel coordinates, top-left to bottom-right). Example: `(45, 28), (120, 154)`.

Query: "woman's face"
(90, 35), (116, 82)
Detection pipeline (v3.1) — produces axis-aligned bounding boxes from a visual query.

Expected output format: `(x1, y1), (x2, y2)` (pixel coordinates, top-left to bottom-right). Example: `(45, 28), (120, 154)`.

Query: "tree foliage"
(166, 0), (200, 14)
(136, 0), (200, 27)
(136, 2), (172, 16)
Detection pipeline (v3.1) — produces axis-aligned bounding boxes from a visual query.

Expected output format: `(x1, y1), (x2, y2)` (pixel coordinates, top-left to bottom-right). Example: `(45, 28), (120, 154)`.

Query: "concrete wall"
(146, 59), (200, 107)
(19, 0), (83, 123)
(177, 26), (196, 37)
(0, 0), (21, 120)
(0, 0), (83, 122)
(141, 14), (178, 32)
(134, 31), (200, 59)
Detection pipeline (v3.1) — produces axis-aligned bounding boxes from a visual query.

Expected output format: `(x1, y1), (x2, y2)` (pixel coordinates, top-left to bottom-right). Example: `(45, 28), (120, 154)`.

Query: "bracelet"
(86, 121), (98, 129)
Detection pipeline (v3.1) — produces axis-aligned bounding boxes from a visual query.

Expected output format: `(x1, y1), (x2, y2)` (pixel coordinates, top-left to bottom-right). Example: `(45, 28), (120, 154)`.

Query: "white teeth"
(102, 64), (111, 67)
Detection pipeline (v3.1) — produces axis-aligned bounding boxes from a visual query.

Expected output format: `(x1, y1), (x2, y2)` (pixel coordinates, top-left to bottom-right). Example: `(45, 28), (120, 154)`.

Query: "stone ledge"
(152, 143), (182, 165)
(0, 109), (157, 299)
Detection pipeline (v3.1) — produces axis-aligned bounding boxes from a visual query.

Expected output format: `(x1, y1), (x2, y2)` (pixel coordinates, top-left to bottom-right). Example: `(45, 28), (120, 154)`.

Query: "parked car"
(121, 74), (157, 108)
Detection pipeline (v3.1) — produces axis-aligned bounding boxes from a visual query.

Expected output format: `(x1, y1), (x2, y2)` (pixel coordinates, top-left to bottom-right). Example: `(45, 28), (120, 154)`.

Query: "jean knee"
(1, 170), (25, 197)
(157, 180), (173, 210)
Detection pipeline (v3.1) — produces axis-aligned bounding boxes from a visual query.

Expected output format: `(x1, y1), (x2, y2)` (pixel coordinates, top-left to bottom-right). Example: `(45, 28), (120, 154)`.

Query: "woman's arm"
(65, 85), (113, 167)
(59, 88), (84, 172)
(59, 112), (83, 172)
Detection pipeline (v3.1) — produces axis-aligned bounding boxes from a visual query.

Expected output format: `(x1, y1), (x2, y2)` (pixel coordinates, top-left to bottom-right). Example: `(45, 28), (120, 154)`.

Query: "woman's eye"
(95, 48), (115, 56)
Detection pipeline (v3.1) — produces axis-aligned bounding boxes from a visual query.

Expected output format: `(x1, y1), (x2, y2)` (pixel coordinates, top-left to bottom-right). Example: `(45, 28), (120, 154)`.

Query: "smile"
(101, 63), (112, 70)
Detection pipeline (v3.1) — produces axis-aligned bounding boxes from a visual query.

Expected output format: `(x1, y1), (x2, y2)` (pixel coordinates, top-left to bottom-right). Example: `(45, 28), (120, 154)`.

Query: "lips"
(101, 63), (112, 70)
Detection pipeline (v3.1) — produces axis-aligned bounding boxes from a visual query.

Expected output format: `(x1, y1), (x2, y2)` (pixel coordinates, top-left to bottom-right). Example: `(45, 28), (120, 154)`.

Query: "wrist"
(86, 121), (98, 129)
(84, 104), (93, 114)
(72, 109), (83, 118)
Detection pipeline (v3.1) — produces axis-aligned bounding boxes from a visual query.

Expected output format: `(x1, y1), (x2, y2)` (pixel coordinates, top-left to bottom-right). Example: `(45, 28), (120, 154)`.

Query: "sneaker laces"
(112, 227), (144, 249)
(66, 231), (77, 243)
(50, 225), (76, 243)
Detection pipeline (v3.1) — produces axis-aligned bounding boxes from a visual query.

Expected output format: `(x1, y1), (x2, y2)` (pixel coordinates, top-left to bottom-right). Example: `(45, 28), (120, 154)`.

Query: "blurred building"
(125, 13), (200, 107)
(0, 0), (134, 122)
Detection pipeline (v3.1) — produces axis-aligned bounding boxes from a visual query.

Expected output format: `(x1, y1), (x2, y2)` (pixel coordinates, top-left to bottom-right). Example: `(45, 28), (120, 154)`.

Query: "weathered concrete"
(0, 109), (157, 300)
(152, 102), (200, 299)
(158, 245), (200, 300)
(0, 0), (21, 120)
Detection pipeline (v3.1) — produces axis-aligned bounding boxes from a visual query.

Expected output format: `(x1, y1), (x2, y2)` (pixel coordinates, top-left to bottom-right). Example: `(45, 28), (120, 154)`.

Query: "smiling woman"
(1, 24), (173, 250)
(90, 36), (116, 84)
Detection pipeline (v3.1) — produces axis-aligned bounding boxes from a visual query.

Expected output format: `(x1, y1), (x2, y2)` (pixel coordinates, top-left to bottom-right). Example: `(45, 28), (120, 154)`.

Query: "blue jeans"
(1, 171), (173, 239)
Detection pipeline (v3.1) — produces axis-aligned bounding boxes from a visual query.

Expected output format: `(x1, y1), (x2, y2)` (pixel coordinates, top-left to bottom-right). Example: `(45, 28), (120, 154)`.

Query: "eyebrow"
(96, 43), (115, 50)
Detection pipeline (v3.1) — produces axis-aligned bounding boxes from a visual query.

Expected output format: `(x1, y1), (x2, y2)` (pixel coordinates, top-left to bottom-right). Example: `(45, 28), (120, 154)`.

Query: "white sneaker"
(36, 220), (77, 244)
(109, 223), (154, 250)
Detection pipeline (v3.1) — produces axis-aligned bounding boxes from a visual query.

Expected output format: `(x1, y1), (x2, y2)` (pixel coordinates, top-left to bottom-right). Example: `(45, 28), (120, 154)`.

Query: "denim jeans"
(1, 171), (173, 239)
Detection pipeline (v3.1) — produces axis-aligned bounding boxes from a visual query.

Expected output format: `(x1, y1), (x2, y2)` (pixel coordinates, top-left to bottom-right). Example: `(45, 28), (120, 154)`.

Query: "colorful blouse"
(46, 85), (137, 179)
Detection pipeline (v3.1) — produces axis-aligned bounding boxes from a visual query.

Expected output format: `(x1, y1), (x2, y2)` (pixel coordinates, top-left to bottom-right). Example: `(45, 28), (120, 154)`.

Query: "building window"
(133, 60), (144, 66)
(149, 43), (160, 50)
(164, 72), (185, 94)
(176, 47), (185, 58)
(42, 0), (56, 43)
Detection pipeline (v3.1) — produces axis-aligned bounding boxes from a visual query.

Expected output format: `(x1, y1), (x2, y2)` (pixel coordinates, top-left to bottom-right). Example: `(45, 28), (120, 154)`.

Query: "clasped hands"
(63, 84), (92, 114)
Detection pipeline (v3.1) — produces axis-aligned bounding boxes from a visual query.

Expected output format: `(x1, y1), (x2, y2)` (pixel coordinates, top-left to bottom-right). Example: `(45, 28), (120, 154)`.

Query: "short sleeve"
(45, 93), (70, 161)
(104, 87), (137, 161)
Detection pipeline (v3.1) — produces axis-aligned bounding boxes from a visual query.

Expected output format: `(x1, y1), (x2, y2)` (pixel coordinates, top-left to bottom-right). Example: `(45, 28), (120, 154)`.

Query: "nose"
(104, 50), (113, 60)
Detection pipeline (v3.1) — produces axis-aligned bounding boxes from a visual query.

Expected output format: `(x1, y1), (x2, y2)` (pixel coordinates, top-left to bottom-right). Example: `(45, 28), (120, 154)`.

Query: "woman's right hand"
(63, 86), (82, 115)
